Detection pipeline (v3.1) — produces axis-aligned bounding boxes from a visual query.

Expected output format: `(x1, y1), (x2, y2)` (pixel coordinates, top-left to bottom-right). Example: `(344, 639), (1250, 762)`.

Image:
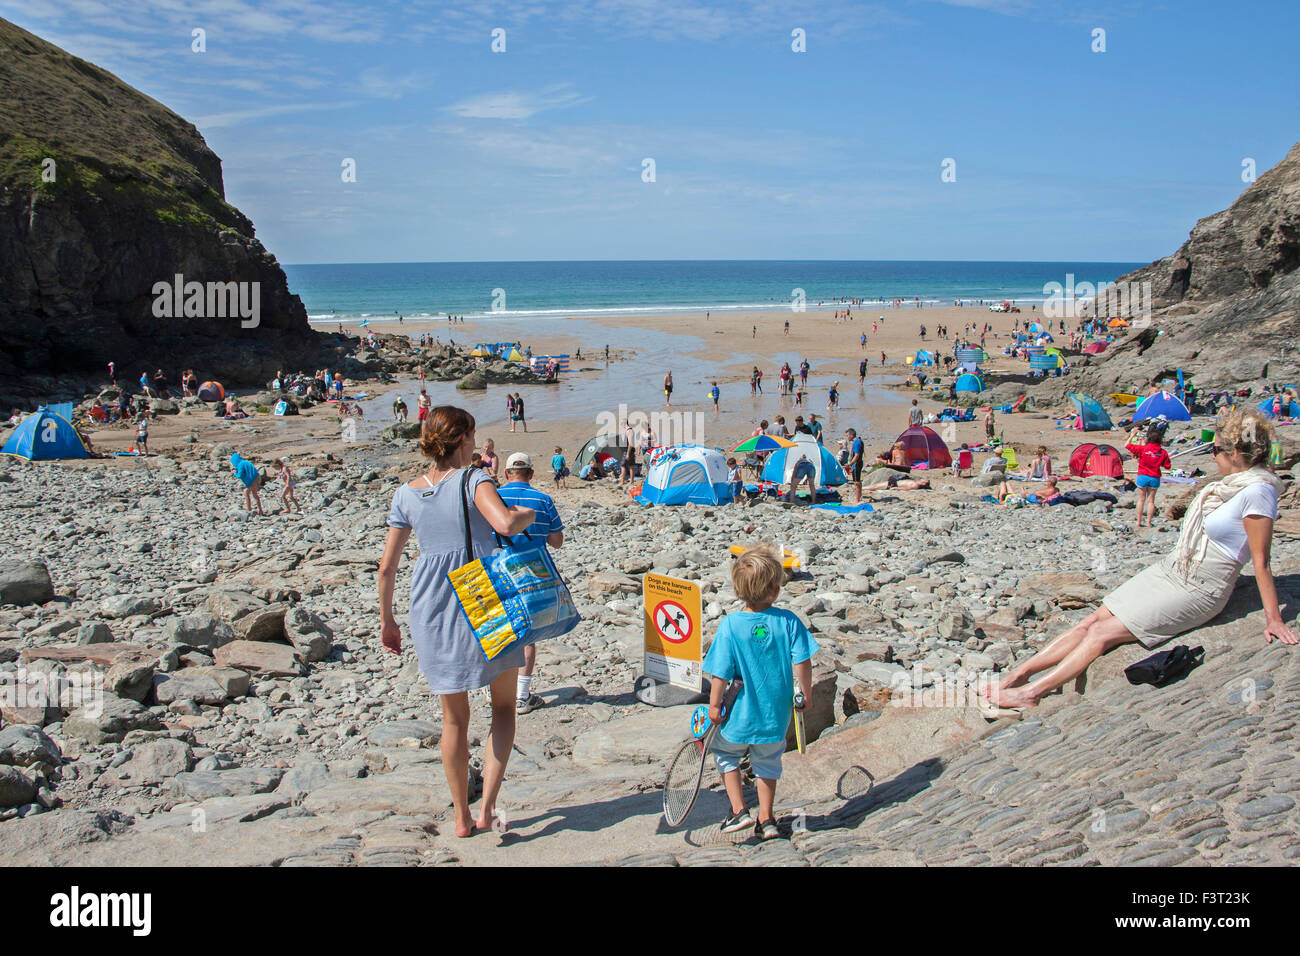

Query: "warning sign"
(643, 573), (702, 691)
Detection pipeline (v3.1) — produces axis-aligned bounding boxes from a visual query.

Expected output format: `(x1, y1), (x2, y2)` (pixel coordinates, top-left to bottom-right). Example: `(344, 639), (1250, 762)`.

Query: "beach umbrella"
(732, 434), (796, 454)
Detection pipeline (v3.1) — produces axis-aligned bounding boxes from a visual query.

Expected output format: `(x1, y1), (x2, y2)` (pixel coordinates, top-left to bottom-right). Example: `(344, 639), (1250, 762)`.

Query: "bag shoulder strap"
(460, 469), (473, 556)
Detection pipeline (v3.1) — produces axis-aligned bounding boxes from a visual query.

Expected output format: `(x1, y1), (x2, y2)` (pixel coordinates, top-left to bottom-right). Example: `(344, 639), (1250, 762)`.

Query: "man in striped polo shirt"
(496, 452), (565, 714)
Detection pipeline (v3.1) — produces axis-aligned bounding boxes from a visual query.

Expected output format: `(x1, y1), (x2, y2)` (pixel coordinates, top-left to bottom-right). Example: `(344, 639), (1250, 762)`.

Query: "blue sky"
(5, 0), (1298, 264)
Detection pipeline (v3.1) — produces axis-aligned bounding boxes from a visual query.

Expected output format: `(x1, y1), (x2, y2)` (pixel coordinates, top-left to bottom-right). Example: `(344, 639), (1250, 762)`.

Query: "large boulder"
(63, 694), (162, 745)
(162, 613), (235, 649)
(456, 371), (487, 390)
(283, 606), (333, 663)
(0, 766), (37, 809)
(0, 559), (54, 605)
(231, 602), (289, 642)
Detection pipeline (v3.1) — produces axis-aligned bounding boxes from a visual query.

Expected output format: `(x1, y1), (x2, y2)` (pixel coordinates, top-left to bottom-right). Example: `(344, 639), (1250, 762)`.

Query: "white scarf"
(1174, 466), (1283, 580)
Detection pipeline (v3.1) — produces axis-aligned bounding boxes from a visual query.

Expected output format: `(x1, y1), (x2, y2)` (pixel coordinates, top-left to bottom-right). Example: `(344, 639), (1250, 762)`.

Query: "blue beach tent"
(954, 373), (985, 393)
(1257, 396), (1300, 419)
(761, 435), (846, 487)
(912, 349), (934, 366)
(1, 407), (90, 460)
(636, 445), (733, 506)
(1068, 393), (1113, 431)
(1134, 390), (1191, 422)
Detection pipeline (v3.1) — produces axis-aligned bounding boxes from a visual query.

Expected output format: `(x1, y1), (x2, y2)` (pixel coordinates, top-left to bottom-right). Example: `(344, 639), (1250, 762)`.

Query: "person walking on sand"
(880, 351), (886, 366)
(230, 452), (265, 516)
(858, 357), (868, 386)
(799, 359), (810, 388)
(710, 381), (720, 419)
(496, 452), (564, 715)
(274, 458), (302, 514)
(908, 399), (923, 428)
(663, 371), (673, 407)
(378, 407), (536, 837)
(511, 393), (526, 432)
(417, 388), (431, 422)
(985, 408), (1296, 712)
(827, 382), (839, 413)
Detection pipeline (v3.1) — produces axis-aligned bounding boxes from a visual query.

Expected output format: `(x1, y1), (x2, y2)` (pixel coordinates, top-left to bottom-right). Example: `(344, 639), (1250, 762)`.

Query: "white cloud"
(446, 84), (592, 120)
(194, 100), (355, 129)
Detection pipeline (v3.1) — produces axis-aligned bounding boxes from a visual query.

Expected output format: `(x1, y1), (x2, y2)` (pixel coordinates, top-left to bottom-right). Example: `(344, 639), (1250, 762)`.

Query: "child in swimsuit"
(274, 458), (302, 514)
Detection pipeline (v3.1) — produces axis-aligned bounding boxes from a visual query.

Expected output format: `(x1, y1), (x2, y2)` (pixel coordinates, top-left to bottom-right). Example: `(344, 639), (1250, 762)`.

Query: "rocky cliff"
(1026, 144), (1300, 404)
(0, 18), (323, 407)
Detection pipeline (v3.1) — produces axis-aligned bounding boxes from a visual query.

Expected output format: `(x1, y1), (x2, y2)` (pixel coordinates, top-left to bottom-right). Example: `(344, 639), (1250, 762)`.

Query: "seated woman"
(985, 408), (1296, 710)
(1019, 445), (1052, 480)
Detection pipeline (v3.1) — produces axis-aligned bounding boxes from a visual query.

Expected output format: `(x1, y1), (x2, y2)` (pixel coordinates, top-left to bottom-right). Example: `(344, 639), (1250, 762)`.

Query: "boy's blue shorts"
(711, 735), (785, 779)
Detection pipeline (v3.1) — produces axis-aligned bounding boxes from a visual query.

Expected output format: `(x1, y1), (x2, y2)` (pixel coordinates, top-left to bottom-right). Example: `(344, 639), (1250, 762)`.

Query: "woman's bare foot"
(986, 685), (1039, 708)
(453, 812), (475, 838)
(475, 808), (507, 833)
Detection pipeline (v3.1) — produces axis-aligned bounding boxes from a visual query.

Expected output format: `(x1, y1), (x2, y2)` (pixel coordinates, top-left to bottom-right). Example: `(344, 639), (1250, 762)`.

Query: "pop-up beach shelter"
(575, 433), (627, 470)
(1258, 395), (1300, 419)
(1069, 393), (1113, 431)
(894, 426), (952, 469)
(760, 434), (846, 487)
(1, 408), (90, 461)
(197, 381), (225, 402)
(1083, 341), (1108, 354)
(1069, 442), (1125, 478)
(954, 373), (985, 393)
(1133, 390), (1191, 422)
(636, 445), (733, 506)
(912, 350), (934, 366)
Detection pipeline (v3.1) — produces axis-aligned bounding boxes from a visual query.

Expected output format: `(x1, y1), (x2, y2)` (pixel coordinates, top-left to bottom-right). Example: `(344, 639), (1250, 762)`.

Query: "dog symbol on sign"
(653, 600), (692, 644)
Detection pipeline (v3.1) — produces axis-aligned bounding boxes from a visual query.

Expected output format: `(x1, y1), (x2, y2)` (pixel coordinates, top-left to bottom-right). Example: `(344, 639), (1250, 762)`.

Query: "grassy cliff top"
(0, 17), (247, 231)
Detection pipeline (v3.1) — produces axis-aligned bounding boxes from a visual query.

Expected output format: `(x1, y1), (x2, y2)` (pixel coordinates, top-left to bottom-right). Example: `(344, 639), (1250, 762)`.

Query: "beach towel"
(811, 503), (875, 514)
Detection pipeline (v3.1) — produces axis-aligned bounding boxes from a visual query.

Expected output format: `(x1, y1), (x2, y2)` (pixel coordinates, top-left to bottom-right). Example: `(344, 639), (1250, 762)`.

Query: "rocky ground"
(2, 429), (1298, 866)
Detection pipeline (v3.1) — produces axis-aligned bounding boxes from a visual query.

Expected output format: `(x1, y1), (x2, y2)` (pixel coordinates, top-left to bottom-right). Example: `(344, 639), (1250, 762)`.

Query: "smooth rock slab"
(169, 767), (285, 800)
(1234, 795), (1295, 820)
(214, 641), (304, 677)
(162, 614), (235, 649)
(366, 720), (440, 749)
(570, 705), (696, 768)
(101, 595), (161, 619)
(232, 602), (289, 642)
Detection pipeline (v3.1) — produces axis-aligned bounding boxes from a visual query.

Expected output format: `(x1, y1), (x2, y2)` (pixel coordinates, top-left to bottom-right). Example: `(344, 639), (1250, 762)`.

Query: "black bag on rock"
(1124, 645), (1204, 687)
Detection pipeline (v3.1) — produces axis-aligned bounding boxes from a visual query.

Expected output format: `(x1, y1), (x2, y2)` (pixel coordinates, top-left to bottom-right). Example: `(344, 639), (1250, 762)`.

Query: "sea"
(282, 260), (1147, 324)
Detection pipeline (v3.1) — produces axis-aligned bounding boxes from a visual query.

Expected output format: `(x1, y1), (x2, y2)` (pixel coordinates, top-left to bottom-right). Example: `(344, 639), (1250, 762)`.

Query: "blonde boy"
(703, 546), (817, 839)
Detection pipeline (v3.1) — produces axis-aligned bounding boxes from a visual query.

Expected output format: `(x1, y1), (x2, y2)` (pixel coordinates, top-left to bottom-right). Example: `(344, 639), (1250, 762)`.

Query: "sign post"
(643, 573), (703, 692)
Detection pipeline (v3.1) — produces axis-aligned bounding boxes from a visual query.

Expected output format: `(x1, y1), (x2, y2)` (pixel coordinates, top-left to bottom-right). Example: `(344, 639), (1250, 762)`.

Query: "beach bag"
(1124, 645), (1204, 688)
(446, 471), (581, 661)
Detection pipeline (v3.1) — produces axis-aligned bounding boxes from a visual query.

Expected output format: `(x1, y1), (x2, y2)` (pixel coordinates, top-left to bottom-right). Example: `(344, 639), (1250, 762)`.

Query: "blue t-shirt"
(703, 608), (818, 745)
(497, 480), (563, 546)
(710, 386), (720, 402)
(230, 453), (259, 488)
(550, 454), (566, 472)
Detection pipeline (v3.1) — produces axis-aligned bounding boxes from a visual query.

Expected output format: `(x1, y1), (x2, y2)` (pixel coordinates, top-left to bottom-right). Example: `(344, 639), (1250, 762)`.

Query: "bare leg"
(721, 768), (745, 815)
(755, 777), (777, 824)
(1146, 490), (1158, 525)
(439, 691), (475, 837)
(475, 667), (518, 831)
(985, 609), (1102, 696)
(989, 611), (1135, 707)
(1134, 487), (1148, 527)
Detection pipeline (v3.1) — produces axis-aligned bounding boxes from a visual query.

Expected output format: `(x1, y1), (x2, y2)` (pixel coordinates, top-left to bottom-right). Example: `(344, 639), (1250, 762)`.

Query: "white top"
(1203, 482), (1279, 563)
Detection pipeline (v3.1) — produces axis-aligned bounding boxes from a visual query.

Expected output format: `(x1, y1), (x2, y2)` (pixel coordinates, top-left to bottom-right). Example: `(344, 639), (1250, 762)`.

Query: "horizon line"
(282, 257), (1153, 268)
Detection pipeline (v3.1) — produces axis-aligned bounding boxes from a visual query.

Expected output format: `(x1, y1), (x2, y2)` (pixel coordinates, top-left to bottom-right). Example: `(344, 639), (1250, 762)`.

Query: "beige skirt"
(1102, 548), (1243, 649)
